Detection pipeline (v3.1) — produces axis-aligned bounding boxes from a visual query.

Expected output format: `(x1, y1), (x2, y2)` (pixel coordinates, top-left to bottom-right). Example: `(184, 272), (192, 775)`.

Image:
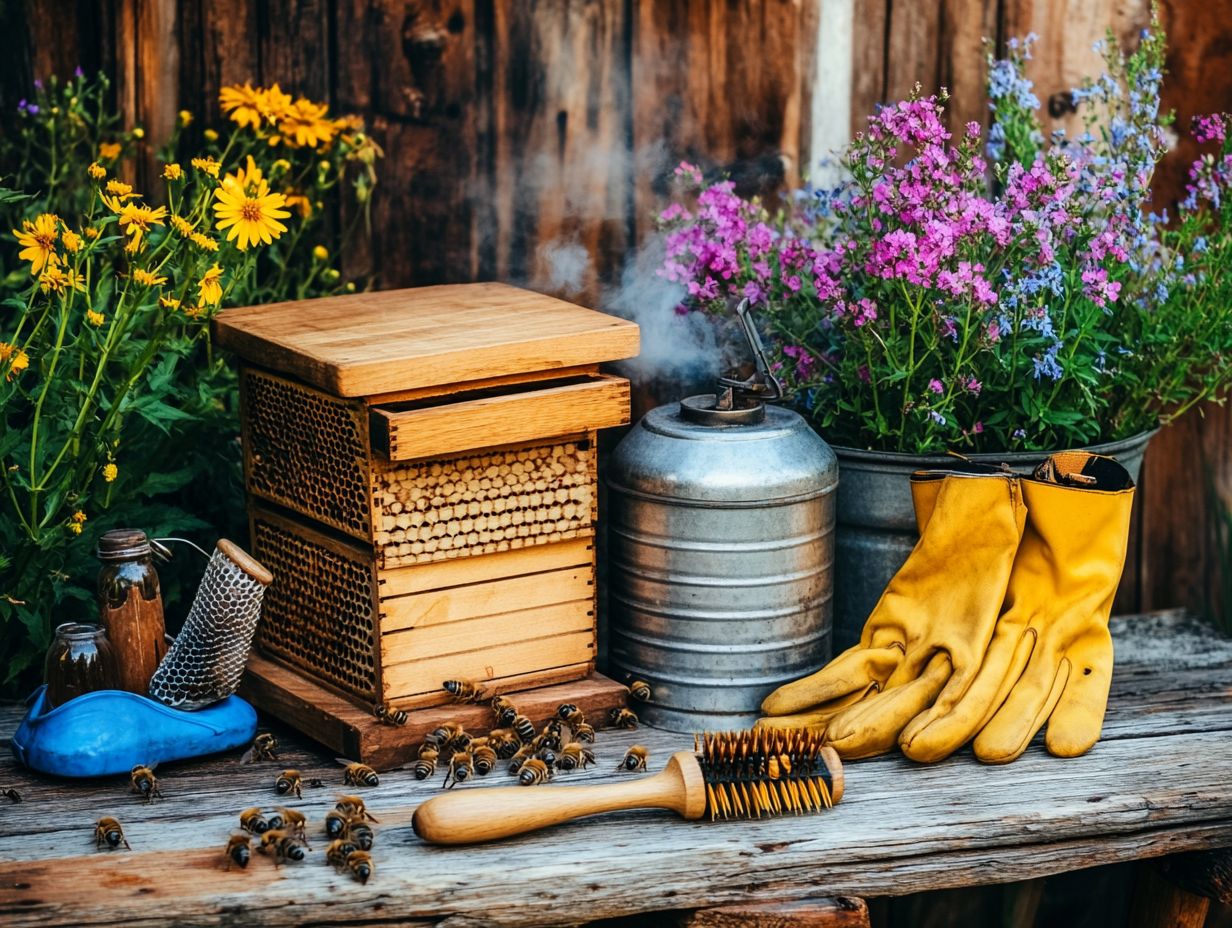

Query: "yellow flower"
(72, 510), (87, 523)
(99, 141), (122, 160)
(3, 345), (29, 380)
(203, 128), (219, 142)
(190, 232), (219, 252)
(132, 268), (167, 287)
(88, 162), (107, 180)
(105, 179), (136, 200)
(178, 110), (193, 127)
(39, 264), (85, 294)
(84, 227), (101, 240)
(61, 230), (82, 253)
(198, 264), (224, 305)
(104, 198), (167, 251)
(312, 244), (329, 261)
(86, 309), (106, 326)
(259, 84), (294, 123)
(184, 304), (207, 320)
(191, 156), (220, 177)
(271, 158), (292, 175)
(220, 83), (266, 130)
(102, 463), (118, 482)
(13, 213), (59, 274)
(163, 163), (183, 181)
(132, 127), (145, 140)
(222, 155), (265, 194)
(285, 191), (312, 218)
(171, 215), (194, 236)
(213, 181), (290, 250)
(68, 522), (83, 535)
(276, 97), (337, 148)
(158, 295), (181, 310)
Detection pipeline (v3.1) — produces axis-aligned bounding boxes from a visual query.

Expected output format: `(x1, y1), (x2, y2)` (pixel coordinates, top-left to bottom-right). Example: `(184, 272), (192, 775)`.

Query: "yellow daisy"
(259, 84), (294, 123)
(285, 191), (312, 218)
(104, 198), (167, 251)
(171, 215), (194, 236)
(220, 82), (265, 131)
(158, 295), (181, 310)
(198, 264), (224, 306)
(178, 110), (193, 127)
(102, 463), (118, 482)
(131, 268), (167, 287)
(190, 232), (219, 252)
(105, 179), (136, 200)
(39, 264), (85, 294)
(61, 230), (83, 253)
(88, 162), (106, 180)
(13, 213), (59, 274)
(191, 156), (220, 178)
(222, 155), (265, 194)
(163, 163), (183, 181)
(213, 181), (290, 250)
(203, 128), (219, 143)
(84, 227), (101, 240)
(99, 141), (122, 161)
(86, 309), (106, 326)
(276, 97), (337, 148)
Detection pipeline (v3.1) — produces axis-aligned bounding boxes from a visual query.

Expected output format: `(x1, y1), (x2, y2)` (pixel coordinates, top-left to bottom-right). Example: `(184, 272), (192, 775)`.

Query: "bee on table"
(347, 819), (375, 851)
(413, 745), (439, 781)
(241, 732), (279, 764)
(326, 838), (358, 870)
(424, 723), (463, 751)
(618, 745), (649, 772)
(307, 777), (325, 789)
(471, 741), (497, 776)
(444, 751), (474, 788)
(556, 703), (586, 725)
(336, 758), (380, 787)
(259, 828), (307, 866)
(517, 757), (552, 786)
(335, 794), (379, 823)
(265, 810), (284, 831)
(628, 680), (652, 702)
(571, 721), (596, 744)
(2, 787), (22, 803)
(347, 849), (374, 884)
(224, 833), (251, 870)
(490, 695), (518, 727)
(240, 807), (271, 834)
(610, 708), (639, 730)
(373, 702), (408, 726)
(324, 809), (350, 840)
(535, 746), (558, 770)
(535, 722), (564, 752)
(442, 679), (490, 704)
(273, 806), (310, 845)
(130, 764), (162, 803)
(275, 769), (303, 799)
(557, 742), (596, 772)
(511, 713), (536, 744)
(94, 816), (131, 850)
(507, 745), (533, 775)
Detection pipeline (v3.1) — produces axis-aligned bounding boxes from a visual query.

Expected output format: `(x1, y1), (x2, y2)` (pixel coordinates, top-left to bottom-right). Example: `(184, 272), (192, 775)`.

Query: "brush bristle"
(694, 729), (836, 821)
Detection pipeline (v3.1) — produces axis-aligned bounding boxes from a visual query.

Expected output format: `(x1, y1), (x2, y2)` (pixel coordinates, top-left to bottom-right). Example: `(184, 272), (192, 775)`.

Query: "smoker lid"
(212, 282), (641, 397)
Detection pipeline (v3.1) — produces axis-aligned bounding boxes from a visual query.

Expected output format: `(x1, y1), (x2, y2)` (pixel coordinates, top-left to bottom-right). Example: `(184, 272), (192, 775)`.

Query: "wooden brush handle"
(412, 752), (706, 845)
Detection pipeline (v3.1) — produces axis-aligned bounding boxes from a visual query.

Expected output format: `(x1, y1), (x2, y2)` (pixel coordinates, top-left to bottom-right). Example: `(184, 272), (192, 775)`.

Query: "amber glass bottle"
(97, 529), (168, 695)
(43, 623), (118, 708)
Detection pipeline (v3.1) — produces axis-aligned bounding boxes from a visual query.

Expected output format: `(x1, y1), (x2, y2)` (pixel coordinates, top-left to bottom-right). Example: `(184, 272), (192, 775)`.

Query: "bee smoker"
(605, 300), (838, 731)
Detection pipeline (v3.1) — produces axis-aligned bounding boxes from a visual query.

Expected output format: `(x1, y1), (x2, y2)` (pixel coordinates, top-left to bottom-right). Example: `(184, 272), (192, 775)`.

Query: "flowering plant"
(0, 71), (382, 686)
(660, 18), (1232, 454)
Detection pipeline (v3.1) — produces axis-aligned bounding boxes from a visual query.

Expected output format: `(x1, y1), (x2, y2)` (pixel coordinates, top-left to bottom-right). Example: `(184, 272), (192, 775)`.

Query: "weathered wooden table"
(0, 611), (1229, 927)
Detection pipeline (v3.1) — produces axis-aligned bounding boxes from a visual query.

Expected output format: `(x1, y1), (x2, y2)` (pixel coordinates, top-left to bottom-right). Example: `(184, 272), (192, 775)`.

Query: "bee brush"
(412, 728), (844, 845)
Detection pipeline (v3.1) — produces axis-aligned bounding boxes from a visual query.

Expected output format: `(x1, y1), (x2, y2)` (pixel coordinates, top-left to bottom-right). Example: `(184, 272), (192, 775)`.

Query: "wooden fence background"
(3, 0), (1232, 622)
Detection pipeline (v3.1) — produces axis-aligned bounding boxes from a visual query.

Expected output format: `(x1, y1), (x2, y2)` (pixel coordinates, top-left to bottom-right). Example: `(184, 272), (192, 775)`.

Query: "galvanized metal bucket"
(606, 398), (839, 732)
(831, 429), (1157, 651)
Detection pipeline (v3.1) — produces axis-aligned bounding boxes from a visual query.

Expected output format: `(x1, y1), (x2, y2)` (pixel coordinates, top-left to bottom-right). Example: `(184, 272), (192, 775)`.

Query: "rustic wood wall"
(4, 0), (1232, 621)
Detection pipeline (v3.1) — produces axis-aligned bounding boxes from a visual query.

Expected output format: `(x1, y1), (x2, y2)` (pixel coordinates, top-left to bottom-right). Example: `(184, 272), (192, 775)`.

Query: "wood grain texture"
(378, 535), (593, 597)
(1127, 864), (1210, 928)
(680, 897), (871, 928)
(214, 282), (640, 396)
(0, 612), (1228, 927)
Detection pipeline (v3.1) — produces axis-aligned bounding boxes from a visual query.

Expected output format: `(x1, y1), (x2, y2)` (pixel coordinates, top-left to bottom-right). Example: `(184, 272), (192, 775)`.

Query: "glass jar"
(97, 528), (167, 695)
(43, 622), (119, 708)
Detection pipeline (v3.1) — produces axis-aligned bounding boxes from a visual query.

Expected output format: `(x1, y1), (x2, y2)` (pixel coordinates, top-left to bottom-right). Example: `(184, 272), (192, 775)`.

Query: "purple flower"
(966, 377), (982, 395)
(928, 378), (944, 395)
(929, 410), (947, 426)
(74, 66), (84, 78)
(1192, 113), (1227, 145)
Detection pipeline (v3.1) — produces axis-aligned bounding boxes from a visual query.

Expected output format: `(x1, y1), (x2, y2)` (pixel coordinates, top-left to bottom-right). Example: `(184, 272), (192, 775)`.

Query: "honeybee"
(347, 849), (374, 884)
(557, 703), (586, 725)
(336, 758), (380, 787)
(535, 746), (558, 770)
(224, 833), (251, 870)
(610, 708), (639, 730)
(347, 820), (375, 851)
(618, 745), (649, 772)
(490, 695), (518, 726)
(557, 742), (596, 771)
(307, 777), (325, 789)
(534, 727), (562, 753)
(511, 713), (536, 744)
(324, 809), (349, 840)
(275, 769), (303, 799)
(472, 742), (497, 776)
(424, 724), (463, 750)
(507, 745), (533, 775)
(442, 679), (489, 704)
(273, 806), (310, 845)
(628, 680), (652, 701)
(335, 794), (379, 823)
(240, 807), (271, 834)
(326, 838), (358, 870)
(94, 816), (130, 850)
(486, 728), (520, 759)
(518, 757), (552, 786)
(265, 810), (284, 831)
(241, 731), (279, 764)
(572, 721), (596, 743)
(444, 751), (474, 788)
(2, 787), (22, 803)
(130, 764), (162, 802)
(413, 746), (439, 780)
(373, 702), (408, 726)
(259, 828), (307, 866)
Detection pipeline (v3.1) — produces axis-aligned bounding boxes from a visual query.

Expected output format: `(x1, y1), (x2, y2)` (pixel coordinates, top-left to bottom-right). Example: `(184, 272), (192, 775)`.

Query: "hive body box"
(214, 283), (640, 767)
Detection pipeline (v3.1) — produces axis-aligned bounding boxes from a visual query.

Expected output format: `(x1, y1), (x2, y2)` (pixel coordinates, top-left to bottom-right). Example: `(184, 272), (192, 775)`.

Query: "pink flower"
(966, 377), (982, 395)
(966, 121), (981, 139)
(928, 378), (944, 395)
(1193, 113), (1227, 146)
(674, 161), (704, 185)
(852, 298), (878, 327)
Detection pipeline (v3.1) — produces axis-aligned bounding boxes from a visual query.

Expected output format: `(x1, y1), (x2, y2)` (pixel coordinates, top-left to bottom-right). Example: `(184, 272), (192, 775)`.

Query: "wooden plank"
(380, 567), (594, 633)
(365, 364), (601, 407)
(1127, 865), (1210, 928)
(373, 374), (631, 460)
(681, 897), (871, 928)
(213, 283), (641, 397)
(379, 536), (593, 598)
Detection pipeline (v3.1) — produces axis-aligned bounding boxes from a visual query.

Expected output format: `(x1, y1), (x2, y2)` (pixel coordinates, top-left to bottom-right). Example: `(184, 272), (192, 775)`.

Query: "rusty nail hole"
(1083, 667), (1092, 675)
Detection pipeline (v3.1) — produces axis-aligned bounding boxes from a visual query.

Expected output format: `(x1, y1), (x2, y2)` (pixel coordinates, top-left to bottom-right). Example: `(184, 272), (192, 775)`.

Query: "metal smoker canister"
(606, 303), (838, 731)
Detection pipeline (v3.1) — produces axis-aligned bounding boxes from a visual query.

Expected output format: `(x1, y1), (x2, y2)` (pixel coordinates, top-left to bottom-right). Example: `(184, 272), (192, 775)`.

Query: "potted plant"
(658, 20), (1232, 647)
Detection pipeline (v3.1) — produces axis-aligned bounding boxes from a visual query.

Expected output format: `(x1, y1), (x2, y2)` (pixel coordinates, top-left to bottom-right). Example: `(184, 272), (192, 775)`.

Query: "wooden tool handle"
(412, 752), (706, 845)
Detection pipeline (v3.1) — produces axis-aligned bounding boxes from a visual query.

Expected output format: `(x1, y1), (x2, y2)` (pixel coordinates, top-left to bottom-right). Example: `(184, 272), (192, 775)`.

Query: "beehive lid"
(213, 282), (641, 397)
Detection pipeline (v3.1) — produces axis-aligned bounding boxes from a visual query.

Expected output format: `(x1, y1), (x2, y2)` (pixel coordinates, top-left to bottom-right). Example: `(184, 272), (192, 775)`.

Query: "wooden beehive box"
(213, 283), (640, 766)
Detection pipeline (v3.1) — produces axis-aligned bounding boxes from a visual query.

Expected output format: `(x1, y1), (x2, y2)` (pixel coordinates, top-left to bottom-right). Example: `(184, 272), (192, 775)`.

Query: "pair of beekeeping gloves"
(758, 451), (1135, 764)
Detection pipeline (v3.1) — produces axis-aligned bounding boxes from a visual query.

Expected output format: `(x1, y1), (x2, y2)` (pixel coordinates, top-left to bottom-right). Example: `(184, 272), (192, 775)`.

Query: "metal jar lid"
(97, 529), (154, 562)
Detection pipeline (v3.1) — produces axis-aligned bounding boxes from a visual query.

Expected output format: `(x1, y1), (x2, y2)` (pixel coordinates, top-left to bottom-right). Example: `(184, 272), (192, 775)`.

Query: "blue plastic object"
(11, 685), (257, 778)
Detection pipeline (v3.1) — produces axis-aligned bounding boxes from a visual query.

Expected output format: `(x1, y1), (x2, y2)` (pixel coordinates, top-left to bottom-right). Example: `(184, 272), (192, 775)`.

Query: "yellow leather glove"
(759, 468), (1026, 759)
